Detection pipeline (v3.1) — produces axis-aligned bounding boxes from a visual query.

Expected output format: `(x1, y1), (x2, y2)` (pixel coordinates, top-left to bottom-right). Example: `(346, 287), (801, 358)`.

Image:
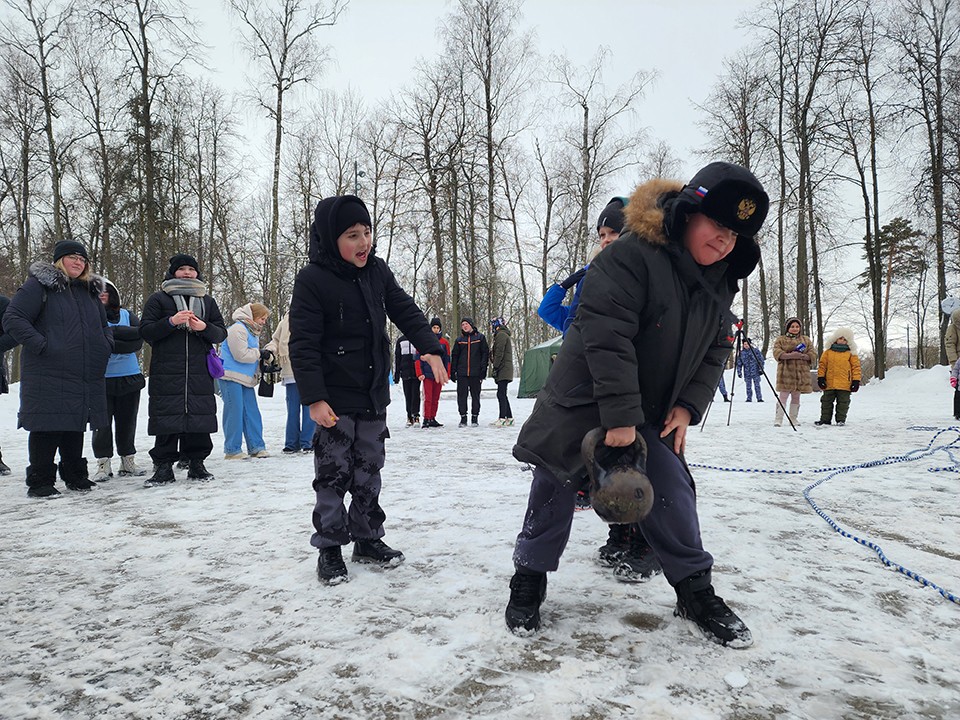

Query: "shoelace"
(510, 574), (543, 604)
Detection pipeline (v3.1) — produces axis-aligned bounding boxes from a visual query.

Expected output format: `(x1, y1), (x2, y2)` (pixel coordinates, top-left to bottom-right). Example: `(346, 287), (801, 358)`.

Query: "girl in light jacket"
(221, 302), (270, 459)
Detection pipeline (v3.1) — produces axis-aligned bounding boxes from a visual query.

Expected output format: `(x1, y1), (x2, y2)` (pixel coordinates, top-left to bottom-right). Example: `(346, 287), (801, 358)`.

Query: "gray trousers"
(513, 425), (713, 586)
(310, 413), (389, 550)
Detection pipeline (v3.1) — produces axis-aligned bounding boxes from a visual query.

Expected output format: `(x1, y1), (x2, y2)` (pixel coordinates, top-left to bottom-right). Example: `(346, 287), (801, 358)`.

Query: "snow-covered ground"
(1, 366), (958, 719)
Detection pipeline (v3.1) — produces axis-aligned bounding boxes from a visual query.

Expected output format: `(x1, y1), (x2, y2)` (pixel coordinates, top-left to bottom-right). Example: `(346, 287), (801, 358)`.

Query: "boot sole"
(674, 609), (754, 649)
(351, 555), (405, 568)
(319, 573), (350, 586)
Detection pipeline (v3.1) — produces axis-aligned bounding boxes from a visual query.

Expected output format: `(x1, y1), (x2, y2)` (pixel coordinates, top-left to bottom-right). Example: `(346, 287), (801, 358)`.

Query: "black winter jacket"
(450, 324), (489, 380)
(290, 195), (442, 416)
(394, 335), (418, 382)
(139, 286), (227, 435)
(0, 295), (18, 395)
(513, 178), (759, 487)
(2, 263), (114, 431)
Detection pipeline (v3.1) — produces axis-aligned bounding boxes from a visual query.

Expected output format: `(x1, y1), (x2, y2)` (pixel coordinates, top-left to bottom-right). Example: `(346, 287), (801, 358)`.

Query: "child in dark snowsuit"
(736, 338), (765, 402)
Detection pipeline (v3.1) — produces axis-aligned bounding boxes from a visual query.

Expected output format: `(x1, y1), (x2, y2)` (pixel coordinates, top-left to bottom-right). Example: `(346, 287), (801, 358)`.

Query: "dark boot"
(471, 415), (479, 426)
(187, 459), (214, 481)
(144, 462), (176, 487)
(60, 459), (96, 492)
(317, 546), (348, 585)
(597, 523), (631, 567)
(613, 528), (663, 583)
(505, 568), (547, 634)
(352, 538), (405, 567)
(458, 415), (467, 428)
(0, 449), (11, 476)
(26, 464), (60, 499)
(674, 569), (752, 648)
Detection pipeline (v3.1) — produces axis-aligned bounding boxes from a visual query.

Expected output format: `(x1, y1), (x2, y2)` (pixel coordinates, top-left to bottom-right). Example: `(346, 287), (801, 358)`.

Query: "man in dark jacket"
(504, 162), (769, 649)
(393, 334), (421, 426)
(290, 195), (448, 586)
(139, 254), (228, 486)
(450, 317), (489, 427)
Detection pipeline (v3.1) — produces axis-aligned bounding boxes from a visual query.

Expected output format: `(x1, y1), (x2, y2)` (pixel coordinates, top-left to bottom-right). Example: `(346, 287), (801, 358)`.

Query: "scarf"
(830, 342), (850, 352)
(161, 278), (208, 326)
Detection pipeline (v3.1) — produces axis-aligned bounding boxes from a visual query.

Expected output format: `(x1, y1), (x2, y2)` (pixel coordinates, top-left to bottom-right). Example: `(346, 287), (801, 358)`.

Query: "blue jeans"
(220, 379), (265, 455)
(285, 382), (316, 450)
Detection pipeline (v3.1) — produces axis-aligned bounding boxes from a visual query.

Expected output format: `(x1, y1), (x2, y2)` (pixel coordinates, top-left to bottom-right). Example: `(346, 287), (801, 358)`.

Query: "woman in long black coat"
(139, 254), (227, 486)
(2, 241), (114, 498)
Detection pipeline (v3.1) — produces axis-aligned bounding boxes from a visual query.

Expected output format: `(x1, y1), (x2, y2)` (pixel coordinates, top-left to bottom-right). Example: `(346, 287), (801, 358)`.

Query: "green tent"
(517, 336), (563, 398)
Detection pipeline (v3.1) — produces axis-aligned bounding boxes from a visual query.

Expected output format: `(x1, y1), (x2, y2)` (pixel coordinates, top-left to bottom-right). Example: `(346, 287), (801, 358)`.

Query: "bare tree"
(95, 0), (200, 300)
(228, 0), (344, 316)
(887, 0), (960, 363)
(2, 0), (74, 241)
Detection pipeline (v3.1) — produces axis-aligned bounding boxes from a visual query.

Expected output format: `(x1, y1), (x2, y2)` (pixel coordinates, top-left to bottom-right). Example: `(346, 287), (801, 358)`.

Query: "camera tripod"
(701, 323), (797, 431)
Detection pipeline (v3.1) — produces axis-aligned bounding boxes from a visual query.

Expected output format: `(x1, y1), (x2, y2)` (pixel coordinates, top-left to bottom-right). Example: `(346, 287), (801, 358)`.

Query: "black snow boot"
(26, 464), (61, 499)
(674, 569), (752, 648)
(505, 568), (547, 634)
(144, 462), (176, 487)
(317, 546), (349, 585)
(597, 523), (632, 567)
(0, 450), (10, 476)
(187, 459), (214, 481)
(458, 415), (467, 428)
(471, 415), (479, 426)
(613, 528), (663, 583)
(352, 538), (405, 567)
(60, 459), (96, 492)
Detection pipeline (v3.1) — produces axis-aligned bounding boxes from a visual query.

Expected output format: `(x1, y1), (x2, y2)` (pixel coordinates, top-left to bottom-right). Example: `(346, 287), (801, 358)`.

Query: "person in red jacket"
(417, 317), (451, 428)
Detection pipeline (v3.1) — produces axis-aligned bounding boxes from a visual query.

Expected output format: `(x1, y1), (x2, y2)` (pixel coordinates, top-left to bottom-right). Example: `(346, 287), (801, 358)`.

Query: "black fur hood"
(28, 261), (103, 296)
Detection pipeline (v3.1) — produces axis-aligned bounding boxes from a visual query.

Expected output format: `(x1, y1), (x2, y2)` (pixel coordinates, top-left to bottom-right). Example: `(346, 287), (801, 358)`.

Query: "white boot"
(118, 454), (147, 477)
(93, 457), (113, 482)
(774, 404), (784, 427)
(788, 403), (801, 426)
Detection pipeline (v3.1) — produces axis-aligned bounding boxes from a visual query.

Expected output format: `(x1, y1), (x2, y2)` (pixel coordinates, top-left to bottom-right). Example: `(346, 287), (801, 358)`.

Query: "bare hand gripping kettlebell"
(580, 427), (654, 524)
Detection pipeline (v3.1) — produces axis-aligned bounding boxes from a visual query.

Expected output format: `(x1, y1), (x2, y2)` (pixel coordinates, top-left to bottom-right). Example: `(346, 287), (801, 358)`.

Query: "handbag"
(257, 356), (282, 397)
(206, 346), (225, 379)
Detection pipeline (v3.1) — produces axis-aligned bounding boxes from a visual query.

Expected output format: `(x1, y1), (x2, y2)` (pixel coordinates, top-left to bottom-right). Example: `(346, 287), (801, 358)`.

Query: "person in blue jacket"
(92, 278), (147, 480)
(538, 197), (627, 336)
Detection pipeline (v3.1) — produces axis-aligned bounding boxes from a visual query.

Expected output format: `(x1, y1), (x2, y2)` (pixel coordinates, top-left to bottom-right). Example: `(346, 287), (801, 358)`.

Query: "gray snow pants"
(310, 413), (389, 550)
(512, 424), (713, 586)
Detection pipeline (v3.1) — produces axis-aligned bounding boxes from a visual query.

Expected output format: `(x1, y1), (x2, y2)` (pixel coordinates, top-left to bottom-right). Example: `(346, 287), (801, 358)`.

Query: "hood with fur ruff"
(825, 327), (857, 353)
(29, 261), (102, 297)
(621, 178), (761, 280)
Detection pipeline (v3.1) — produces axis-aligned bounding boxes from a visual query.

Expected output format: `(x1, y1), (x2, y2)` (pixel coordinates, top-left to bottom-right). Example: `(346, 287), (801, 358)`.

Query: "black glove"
(850, 380), (860, 392)
(817, 377), (826, 389)
(260, 348), (274, 361)
(559, 267), (587, 290)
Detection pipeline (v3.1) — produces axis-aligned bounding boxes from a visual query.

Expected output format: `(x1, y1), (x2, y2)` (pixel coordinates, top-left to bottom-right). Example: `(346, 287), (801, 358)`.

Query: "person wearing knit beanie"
(165, 253), (203, 281)
(52, 240), (88, 263)
(539, 196), (630, 339)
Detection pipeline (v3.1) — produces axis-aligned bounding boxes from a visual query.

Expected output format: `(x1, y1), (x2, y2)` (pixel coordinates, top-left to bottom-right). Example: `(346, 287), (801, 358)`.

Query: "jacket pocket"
(321, 337), (371, 389)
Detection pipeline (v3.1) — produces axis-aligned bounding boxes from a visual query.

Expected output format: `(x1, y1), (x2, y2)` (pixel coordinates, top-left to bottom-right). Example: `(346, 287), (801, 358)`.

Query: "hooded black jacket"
(289, 195), (442, 415)
(2, 263), (113, 431)
(513, 178), (760, 487)
(450, 319), (490, 380)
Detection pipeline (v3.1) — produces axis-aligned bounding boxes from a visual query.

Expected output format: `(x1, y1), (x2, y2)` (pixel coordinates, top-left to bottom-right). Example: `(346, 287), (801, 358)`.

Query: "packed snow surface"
(1, 365), (958, 719)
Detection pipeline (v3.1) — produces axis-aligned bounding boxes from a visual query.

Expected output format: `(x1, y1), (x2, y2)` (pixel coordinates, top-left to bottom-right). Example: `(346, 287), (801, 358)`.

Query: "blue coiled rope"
(691, 426), (960, 606)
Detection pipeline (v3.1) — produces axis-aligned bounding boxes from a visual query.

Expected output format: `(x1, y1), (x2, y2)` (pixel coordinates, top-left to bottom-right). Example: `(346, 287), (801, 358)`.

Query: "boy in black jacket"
(505, 163), (769, 648)
(290, 195), (448, 585)
(450, 317), (489, 427)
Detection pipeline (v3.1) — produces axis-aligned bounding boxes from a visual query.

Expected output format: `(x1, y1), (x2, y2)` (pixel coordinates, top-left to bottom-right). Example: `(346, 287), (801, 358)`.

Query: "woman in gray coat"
(2, 241), (113, 498)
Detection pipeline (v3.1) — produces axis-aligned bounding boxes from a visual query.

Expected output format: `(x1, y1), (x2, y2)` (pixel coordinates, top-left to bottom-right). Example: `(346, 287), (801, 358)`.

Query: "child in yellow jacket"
(815, 327), (862, 426)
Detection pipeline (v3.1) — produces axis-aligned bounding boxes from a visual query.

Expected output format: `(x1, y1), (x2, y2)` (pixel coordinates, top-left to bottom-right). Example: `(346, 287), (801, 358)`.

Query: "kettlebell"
(580, 427), (654, 524)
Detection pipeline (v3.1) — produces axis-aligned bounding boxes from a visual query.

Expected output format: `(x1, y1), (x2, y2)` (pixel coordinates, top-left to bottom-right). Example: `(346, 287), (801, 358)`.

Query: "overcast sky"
(196, 0), (761, 184)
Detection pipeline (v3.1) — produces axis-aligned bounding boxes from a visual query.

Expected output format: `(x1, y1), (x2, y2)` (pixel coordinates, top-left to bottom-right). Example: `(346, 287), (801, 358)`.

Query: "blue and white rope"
(694, 427), (960, 606)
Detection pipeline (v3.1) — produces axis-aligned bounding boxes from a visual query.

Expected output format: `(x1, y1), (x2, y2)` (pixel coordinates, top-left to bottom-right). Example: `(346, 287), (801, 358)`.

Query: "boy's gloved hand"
(559, 267), (587, 290)
(850, 380), (860, 392)
(818, 377), (826, 389)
